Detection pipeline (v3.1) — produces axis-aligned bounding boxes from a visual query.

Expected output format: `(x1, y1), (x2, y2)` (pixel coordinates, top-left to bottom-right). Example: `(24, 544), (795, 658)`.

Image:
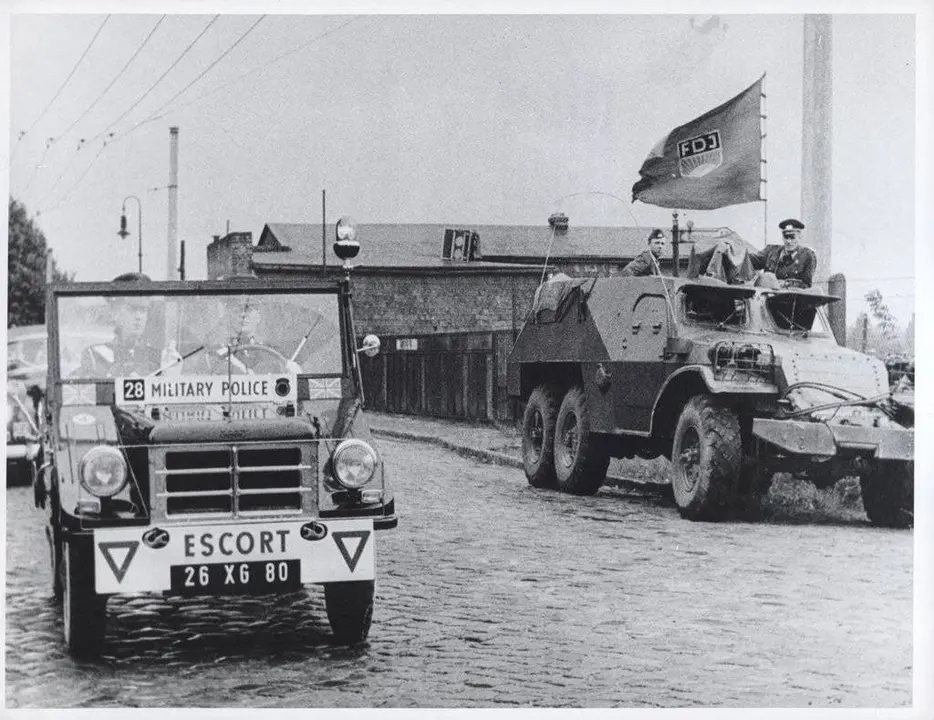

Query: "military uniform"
(621, 249), (662, 277)
(748, 244), (817, 288)
(79, 335), (162, 377)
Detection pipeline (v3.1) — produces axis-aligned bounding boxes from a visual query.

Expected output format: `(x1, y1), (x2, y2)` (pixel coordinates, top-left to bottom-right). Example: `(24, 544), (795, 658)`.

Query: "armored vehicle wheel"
(522, 384), (559, 489)
(63, 540), (107, 657)
(553, 385), (609, 495)
(325, 580), (375, 645)
(670, 396), (741, 521)
(860, 460), (913, 529)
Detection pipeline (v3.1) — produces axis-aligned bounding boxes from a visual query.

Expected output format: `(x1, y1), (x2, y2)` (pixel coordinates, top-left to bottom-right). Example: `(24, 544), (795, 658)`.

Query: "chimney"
(548, 212), (569, 233)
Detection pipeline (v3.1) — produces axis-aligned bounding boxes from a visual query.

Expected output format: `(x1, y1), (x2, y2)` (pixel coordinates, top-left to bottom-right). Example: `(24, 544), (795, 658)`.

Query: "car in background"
(7, 324), (110, 485)
(7, 325), (45, 485)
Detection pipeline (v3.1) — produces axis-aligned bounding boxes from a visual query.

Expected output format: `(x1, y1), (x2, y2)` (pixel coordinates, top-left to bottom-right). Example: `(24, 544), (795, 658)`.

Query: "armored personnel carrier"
(507, 275), (913, 527)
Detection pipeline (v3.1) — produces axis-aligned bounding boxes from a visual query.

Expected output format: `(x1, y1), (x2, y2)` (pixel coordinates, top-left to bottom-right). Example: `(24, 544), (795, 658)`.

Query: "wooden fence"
(359, 331), (517, 422)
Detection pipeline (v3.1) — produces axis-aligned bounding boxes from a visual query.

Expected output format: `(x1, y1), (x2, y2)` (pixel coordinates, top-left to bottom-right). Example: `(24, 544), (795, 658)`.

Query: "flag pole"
(671, 211), (680, 277)
(760, 71), (768, 247)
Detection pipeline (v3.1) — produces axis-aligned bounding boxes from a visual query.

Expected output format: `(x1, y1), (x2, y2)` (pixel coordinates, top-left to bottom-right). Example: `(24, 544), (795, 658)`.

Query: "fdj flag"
(632, 76), (764, 210)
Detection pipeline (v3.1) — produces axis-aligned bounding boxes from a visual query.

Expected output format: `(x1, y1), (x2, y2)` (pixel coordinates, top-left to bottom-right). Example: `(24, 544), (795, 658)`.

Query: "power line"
(35, 15), (218, 211)
(88, 15), (220, 146)
(55, 15), (167, 142)
(37, 139), (110, 217)
(124, 15), (267, 137)
(35, 16), (267, 217)
(13, 16), (110, 158)
(34, 137), (102, 209)
(165, 16), (363, 116)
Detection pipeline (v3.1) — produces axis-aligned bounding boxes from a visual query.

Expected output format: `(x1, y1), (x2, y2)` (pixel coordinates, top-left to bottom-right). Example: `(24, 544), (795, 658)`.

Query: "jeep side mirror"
(356, 334), (381, 358)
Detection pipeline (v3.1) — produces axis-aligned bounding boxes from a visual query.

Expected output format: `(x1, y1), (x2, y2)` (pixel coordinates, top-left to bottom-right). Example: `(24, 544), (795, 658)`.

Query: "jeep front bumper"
(752, 419), (913, 461)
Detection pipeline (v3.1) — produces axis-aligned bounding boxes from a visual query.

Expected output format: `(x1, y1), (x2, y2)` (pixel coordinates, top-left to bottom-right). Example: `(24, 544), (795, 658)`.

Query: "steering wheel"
(226, 344), (299, 374)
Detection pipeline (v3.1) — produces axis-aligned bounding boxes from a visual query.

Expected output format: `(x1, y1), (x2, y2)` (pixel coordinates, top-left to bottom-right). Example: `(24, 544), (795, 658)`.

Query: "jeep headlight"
(332, 439), (378, 489)
(79, 446), (128, 497)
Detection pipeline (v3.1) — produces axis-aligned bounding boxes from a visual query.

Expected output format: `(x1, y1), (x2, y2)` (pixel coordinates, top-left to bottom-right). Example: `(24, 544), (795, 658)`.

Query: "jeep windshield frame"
(46, 278), (351, 387)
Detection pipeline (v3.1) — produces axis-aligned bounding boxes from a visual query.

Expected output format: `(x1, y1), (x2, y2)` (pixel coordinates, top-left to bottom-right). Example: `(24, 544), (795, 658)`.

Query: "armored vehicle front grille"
(151, 442), (316, 520)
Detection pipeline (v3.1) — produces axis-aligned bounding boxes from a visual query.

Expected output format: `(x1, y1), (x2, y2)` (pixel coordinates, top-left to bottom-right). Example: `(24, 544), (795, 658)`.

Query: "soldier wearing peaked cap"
(621, 228), (667, 277)
(79, 273), (162, 377)
(746, 218), (817, 288)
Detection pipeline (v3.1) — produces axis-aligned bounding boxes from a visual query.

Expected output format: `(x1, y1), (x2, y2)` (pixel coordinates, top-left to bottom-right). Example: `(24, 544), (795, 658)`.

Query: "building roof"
(255, 222), (754, 269)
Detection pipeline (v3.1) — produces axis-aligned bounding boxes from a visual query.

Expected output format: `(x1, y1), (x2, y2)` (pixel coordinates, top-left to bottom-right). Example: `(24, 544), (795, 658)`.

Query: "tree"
(7, 197), (72, 327)
(865, 290), (899, 341)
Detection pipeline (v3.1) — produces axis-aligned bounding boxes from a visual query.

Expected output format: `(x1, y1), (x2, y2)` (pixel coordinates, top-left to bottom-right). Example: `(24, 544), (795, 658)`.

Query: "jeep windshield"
(56, 288), (343, 381)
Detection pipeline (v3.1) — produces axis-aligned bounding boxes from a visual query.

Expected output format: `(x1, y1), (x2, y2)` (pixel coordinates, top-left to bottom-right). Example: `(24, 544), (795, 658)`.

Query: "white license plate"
(93, 518), (375, 594)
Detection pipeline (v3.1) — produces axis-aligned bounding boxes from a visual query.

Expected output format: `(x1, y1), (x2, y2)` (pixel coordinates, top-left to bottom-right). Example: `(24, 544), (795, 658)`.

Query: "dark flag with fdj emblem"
(632, 76), (764, 210)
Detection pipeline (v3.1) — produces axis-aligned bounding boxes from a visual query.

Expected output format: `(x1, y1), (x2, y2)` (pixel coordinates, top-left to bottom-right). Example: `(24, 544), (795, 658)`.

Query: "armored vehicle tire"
(63, 540), (107, 657)
(860, 460), (913, 529)
(670, 396), (742, 521)
(522, 385), (559, 489)
(325, 580), (375, 645)
(553, 385), (610, 495)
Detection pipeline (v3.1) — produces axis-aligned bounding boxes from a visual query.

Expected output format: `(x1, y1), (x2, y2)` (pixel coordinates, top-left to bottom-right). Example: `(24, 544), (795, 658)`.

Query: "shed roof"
(255, 222), (753, 269)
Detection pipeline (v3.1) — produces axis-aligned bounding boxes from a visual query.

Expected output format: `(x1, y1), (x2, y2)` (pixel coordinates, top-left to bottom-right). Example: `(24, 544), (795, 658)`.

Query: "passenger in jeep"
(79, 274), (161, 377)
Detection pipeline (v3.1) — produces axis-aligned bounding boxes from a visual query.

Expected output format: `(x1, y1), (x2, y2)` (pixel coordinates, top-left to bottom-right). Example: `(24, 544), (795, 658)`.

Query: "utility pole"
(801, 15), (833, 293)
(167, 126), (179, 280)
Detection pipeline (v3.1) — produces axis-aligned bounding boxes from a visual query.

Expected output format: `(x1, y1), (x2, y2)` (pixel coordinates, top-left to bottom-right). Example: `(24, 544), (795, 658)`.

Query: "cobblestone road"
(6, 438), (912, 708)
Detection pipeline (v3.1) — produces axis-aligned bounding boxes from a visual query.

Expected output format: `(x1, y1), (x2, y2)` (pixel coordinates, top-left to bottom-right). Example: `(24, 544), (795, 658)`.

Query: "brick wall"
(207, 232), (254, 279)
(348, 270), (541, 337)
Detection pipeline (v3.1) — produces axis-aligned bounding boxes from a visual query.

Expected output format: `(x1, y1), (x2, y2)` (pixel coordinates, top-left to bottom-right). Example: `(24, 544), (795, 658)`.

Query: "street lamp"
(117, 195), (143, 273)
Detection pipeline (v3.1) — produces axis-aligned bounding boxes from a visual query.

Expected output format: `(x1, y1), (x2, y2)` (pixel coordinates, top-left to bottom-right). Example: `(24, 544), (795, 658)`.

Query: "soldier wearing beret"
(748, 218), (817, 288)
(621, 228), (667, 277)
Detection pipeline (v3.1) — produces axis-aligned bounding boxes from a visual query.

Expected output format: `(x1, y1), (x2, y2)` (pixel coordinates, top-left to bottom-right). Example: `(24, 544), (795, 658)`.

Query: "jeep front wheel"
(325, 580), (375, 645)
(860, 460), (913, 529)
(521, 384), (559, 489)
(553, 385), (609, 495)
(670, 396), (741, 521)
(62, 540), (107, 657)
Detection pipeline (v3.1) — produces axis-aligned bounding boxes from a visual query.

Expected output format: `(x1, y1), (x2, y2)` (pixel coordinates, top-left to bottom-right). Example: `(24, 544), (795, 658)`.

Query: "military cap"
(778, 218), (805, 231)
(112, 272), (152, 283)
(647, 228), (665, 241)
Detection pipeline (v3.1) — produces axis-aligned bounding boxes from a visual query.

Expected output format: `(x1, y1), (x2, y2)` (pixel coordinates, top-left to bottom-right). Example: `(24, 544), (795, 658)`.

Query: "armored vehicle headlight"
(79, 446), (128, 497)
(332, 439), (378, 489)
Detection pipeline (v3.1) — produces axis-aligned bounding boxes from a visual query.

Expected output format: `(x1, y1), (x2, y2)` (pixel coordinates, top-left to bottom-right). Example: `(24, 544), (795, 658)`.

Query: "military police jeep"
(35, 236), (396, 657)
(508, 275), (914, 527)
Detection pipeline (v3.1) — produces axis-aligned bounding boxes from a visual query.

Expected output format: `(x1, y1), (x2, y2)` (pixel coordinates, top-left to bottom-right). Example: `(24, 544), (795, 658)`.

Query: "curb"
(372, 425), (671, 497)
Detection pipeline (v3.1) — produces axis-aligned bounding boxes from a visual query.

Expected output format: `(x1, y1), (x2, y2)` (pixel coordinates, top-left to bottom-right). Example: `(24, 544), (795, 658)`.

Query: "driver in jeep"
(189, 298), (301, 375)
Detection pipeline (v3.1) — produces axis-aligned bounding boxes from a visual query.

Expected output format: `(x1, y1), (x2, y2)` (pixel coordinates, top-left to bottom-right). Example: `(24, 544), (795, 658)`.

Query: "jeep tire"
(325, 580), (375, 645)
(670, 396), (742, 521)
(860, 460), (913, 529)
(63, 539), (107, 657)
(553, 385), (609, 495)
(522, 384), (559, 489)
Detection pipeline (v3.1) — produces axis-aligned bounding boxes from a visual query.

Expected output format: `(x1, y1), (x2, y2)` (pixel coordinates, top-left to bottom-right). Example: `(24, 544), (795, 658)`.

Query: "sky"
(1, 4), (927, 328)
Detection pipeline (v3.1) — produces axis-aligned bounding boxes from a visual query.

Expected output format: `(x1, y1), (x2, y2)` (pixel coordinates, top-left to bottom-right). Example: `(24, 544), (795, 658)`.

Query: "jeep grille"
(150, 441), (317, 520)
